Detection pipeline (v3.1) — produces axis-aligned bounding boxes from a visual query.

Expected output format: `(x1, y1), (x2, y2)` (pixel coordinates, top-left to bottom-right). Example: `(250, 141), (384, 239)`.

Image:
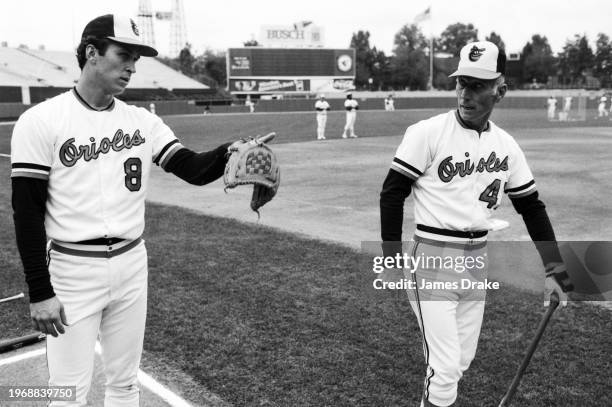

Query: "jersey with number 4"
(391, 110), (536, 231)
(11, 89), (183, 242)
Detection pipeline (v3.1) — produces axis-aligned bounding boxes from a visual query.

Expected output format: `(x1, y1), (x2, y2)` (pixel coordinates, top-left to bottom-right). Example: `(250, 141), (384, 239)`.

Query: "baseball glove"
(224, 132), (280, 217)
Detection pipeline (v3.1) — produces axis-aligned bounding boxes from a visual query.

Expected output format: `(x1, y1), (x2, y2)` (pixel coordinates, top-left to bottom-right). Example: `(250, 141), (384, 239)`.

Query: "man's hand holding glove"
(224, 132), (280, 217)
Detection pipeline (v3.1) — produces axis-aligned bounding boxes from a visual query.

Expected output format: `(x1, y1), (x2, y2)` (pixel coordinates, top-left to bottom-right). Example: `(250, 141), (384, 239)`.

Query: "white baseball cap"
(81, 14), (158, 57)
(449, 41), (506, 80)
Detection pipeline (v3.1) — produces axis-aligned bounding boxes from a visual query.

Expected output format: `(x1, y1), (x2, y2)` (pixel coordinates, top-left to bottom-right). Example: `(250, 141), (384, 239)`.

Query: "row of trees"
(351, 23), (612, 90)
(158, 23), (612, 91)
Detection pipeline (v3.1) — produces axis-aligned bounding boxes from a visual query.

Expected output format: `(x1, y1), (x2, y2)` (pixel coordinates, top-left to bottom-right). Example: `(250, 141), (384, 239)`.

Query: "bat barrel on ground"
(498, 294), (560, 407)
(0, 332), (46, 354)
(0, 292), (25, 304)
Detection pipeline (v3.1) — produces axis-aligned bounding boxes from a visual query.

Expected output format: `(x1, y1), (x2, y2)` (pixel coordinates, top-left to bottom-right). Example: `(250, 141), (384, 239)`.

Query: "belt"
(415, 224), (488, 245)
(50, 237), (142, 258)
(76, 237), (125, 245)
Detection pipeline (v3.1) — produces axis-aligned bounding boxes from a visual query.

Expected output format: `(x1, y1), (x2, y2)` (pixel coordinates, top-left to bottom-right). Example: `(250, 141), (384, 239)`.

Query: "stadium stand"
(0, 46), (211, 103)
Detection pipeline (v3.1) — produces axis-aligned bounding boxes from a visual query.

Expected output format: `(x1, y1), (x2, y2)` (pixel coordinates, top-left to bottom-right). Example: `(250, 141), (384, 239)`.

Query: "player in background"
(385, 95), (395, 111)
(314, 94), (331, 140)
(559, 95), (572, 121)
(379, 41), (572, 407)
(546, 95), (557, 120)
(342, 93), (359, 138)
(246, 95), (256, 113)
(597, 96), (608, 119)
(11, 14), (240, 406)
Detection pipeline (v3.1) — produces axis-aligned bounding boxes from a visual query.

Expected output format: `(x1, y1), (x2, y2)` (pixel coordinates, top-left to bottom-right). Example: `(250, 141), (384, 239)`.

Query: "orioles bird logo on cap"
(130, 19), (140, 36)
(468, 46), (486, 62)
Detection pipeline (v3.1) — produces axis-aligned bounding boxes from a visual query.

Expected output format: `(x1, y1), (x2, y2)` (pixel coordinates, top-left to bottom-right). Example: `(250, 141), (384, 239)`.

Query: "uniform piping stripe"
(410, 240), (433, 400)
(11, 162), (51, 171)
(392, 157), (423, 176)
(159, 143), (184, 169)
(50, 238), (142, 258)
(507, 187), (537, 198)
(454, 110), (491, 132)
(390, 164), (419, 181)
(72, 87), (115, 112)
(505, 180), (535, 193)
(10, 171), (49, 180)
(154, 139), (180, 165)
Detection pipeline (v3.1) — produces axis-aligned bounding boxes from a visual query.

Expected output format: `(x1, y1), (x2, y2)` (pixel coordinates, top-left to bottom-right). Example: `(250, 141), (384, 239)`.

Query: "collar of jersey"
(72, 87), (115, 112)
(454, 110), (491, 133)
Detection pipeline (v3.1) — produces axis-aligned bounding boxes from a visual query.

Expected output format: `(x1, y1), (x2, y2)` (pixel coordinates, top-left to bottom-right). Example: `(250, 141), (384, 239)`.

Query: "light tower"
(169, 0), (187, 57)
(137, 0), (156, 49)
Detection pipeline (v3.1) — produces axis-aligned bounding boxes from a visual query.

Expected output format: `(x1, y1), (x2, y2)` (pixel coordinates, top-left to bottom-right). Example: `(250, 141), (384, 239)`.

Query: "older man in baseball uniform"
(342, 93), (359, 138)
(314, 94), (330, 140)
(11, 15), (239, 406)
(379, 41), (572, 406)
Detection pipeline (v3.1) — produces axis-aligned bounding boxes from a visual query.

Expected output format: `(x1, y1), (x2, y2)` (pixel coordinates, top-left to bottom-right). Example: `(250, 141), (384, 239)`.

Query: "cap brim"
(108, 37), (158, 57)
(449, 68), (501, 80)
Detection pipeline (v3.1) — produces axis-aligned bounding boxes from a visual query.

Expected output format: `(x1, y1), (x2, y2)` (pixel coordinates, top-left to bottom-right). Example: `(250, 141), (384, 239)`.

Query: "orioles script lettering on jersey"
(438, 151), (509, 183)
(59, 129), (146, 167)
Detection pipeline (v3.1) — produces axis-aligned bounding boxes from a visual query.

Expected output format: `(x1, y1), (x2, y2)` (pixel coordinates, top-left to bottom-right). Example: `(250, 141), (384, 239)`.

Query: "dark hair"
(75, 36), (112, 69)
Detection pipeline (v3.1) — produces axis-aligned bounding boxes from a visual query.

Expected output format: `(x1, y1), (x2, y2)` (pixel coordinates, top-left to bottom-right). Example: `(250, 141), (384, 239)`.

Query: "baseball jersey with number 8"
(11, 89), (183, 242)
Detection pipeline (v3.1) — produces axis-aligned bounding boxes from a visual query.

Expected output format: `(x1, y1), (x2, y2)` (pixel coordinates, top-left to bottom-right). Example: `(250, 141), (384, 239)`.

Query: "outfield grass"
(1, 109), (611, 406)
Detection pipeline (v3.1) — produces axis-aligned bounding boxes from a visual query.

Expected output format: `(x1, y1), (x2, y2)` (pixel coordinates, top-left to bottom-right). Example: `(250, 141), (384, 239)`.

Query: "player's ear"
(86, 44), (97, 63)
(496, 82), (507, 102)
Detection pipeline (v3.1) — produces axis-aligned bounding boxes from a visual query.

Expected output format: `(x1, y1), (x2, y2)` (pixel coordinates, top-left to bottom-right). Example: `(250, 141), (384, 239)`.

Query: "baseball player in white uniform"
(385, 95), (395, 111)
(597, 96), (608, 118)
(11, 15), (237, 406)
(314, 95), (330, 140)
(379, 41), (572, 407)
(342, 93), (359, 138)
(546, 96), (557, 120)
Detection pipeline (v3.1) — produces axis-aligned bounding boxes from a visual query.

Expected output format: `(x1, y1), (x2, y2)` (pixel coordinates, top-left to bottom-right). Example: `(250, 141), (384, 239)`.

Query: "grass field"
(1, 108), (611, 406)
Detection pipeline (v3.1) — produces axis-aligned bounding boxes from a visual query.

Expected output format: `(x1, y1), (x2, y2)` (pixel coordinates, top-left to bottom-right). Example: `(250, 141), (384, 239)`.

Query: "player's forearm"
(164, 143), (232, 185)
(380, 169), (413, 242)
(11, 178), (55, 303)
(510, 191), (563, 265)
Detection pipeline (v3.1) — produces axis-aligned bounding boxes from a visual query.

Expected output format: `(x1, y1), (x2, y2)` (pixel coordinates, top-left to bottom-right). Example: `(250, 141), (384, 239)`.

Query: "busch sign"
(259, 25), (324, 47)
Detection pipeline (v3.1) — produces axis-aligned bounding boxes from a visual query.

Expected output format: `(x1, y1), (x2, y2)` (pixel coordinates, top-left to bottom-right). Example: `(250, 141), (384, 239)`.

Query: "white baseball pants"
(316, 114), (327, 139)
(47, 241), (148, 406)
(343, 111), (357, 137)
(405, 237), (488, 407)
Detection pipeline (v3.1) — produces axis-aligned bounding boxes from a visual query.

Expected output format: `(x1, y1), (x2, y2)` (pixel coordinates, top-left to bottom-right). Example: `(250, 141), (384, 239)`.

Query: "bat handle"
(498, 299), (559, 406)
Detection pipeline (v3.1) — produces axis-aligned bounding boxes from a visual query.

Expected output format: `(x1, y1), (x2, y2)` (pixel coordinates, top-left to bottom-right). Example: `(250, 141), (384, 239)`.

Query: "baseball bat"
(0, 332), (46, 354)
(0, 292), (25, 304)
(498, 293), (560, 407)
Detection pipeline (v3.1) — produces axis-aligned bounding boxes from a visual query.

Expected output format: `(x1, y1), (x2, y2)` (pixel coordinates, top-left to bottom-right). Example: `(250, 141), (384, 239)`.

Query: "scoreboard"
(227, 48), (355, 95)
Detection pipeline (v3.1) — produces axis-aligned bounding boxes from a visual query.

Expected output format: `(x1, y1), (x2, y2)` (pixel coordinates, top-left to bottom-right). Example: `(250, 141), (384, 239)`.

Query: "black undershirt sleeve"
(510, 191), (563, 265)
(380, 169), (414, 257)
(164, 143), (231, 185)
(12, 177), (54, 303)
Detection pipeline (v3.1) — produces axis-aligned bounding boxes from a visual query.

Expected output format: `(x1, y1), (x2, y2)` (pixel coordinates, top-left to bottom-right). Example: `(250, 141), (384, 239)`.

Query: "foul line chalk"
(95, 342), (193, 407)
(0, 347), (46, 366)
(0, 342), (193, 407)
